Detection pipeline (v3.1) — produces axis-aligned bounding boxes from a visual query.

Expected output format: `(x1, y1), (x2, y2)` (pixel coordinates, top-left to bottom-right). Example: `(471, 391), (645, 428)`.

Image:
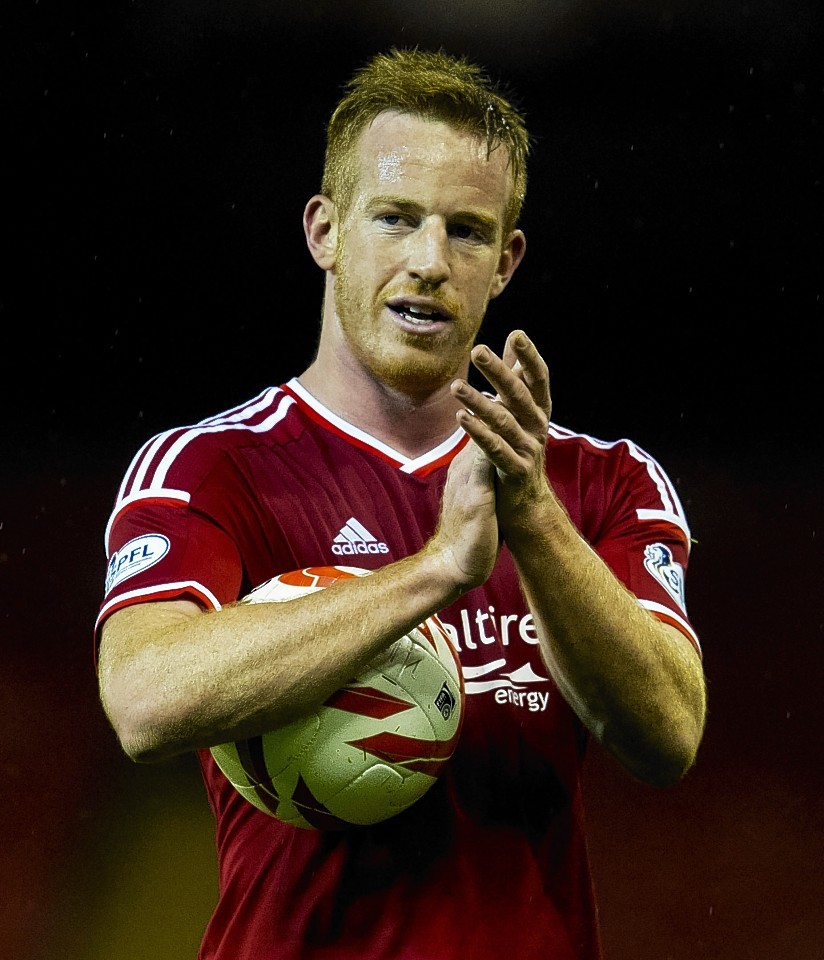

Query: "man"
(96, 48), (706, 959)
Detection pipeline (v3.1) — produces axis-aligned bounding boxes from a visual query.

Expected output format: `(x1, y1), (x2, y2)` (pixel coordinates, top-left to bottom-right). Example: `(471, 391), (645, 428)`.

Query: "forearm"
(99, 547), (464, 763)
(451, 331), (706, 783)
(506, 495), (707, 786)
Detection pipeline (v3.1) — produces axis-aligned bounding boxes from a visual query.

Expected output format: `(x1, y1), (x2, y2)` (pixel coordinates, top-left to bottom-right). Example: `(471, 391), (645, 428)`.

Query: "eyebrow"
(364, 196), (500, 235)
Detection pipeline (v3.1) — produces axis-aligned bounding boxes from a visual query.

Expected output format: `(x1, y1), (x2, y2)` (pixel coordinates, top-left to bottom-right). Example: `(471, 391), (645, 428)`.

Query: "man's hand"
(450, 330), (554, 535)
(427, 435), (501, 594)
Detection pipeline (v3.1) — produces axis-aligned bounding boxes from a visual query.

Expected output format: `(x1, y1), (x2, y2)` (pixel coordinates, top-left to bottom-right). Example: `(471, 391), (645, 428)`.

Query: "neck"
(298, 360), (464, 459)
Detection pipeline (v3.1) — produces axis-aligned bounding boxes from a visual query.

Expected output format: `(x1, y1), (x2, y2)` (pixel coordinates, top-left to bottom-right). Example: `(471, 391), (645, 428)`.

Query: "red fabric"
(95, 379), (699, 959)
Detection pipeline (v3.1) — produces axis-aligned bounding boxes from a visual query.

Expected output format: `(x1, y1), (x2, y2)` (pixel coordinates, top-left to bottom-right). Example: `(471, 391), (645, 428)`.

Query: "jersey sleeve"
(93, 431), (246, 656)
(589, 440), (701, 654)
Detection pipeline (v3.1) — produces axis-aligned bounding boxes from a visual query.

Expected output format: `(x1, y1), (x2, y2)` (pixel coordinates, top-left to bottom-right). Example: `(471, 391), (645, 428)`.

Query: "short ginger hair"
(321, 47), (531, 236)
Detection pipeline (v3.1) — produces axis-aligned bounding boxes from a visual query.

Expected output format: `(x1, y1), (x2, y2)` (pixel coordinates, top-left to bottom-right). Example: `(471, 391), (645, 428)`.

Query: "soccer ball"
(209, 565), (465, 830)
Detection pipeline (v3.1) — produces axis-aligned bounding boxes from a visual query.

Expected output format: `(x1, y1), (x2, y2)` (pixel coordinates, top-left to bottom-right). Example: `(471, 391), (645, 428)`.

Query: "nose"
(406, 218), (451, 285)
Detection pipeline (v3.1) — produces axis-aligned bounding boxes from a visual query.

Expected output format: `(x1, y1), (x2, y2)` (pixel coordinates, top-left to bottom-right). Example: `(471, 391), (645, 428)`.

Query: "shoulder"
(548, 421), (646, 457)
(113, 386), (299, 504)
(548, 421), (671, 478)
(546, 422), (690, 542)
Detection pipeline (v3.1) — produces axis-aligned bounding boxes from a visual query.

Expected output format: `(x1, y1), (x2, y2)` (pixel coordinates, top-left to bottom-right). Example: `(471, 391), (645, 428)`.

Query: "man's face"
(328, 111), (525, 396)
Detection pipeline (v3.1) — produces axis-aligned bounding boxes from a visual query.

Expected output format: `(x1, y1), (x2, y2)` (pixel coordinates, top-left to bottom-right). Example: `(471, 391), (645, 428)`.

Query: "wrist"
(500, 483), (569, 550)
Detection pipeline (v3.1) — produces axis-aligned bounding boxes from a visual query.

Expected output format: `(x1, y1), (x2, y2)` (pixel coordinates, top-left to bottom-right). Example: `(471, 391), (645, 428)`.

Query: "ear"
(489, 229), (526, 300)
(303, 195), (339, 271)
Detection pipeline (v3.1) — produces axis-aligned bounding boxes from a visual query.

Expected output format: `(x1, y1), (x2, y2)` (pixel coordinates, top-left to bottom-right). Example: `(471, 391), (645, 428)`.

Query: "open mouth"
(388, 300), (451, 325)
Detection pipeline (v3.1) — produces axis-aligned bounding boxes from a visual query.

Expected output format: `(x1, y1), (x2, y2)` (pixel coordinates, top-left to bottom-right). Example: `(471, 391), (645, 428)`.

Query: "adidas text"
(332, 541), (389, 556)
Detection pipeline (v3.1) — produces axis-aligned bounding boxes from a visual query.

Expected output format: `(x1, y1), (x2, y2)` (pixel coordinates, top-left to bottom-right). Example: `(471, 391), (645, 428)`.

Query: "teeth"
(404, 305), (436, 319)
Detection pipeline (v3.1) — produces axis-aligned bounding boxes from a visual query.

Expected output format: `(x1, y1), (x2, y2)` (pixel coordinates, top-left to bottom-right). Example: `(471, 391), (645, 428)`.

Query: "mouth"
(386, 297), (453, 326)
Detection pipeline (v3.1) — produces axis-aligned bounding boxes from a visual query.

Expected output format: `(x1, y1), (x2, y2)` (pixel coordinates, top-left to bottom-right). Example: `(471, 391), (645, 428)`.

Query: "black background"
(4, 2), (823, 957)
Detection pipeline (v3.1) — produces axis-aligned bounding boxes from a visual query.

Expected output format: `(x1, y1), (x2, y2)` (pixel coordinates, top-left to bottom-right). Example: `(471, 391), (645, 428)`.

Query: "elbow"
(611, 736), (700, 789)
(630, 710), (706, 788)
(635, 737), (701, 788)
(631, 668), (708, 787)
(100, 681), (187, 765)
(105, 706), (178, 765)
(605, 698), (707, 788)
(119, 727), (180, 766)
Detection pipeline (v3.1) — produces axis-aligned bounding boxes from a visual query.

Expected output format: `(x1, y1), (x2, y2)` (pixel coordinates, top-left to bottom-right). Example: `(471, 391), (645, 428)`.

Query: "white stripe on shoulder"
(119, 387), (292, 500)
(197, 386), (284, 427)
(547, 423), (691, 543)
(636, 507), (689, 531)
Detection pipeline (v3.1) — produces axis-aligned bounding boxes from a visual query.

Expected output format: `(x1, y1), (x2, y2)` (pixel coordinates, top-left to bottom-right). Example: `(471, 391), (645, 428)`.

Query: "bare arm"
(450, 330), (707, 786)
(98, 430), (499, 764)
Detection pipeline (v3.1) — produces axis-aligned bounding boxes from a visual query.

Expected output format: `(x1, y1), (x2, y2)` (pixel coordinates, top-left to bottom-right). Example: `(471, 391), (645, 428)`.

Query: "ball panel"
(368, 630), (462, 737)
(255, 713), (322, 778)
(319, 763), (424, 825)
(288, 775), (354, 830)
(324, 684), (417, 720)
(209, 739), (284, 818)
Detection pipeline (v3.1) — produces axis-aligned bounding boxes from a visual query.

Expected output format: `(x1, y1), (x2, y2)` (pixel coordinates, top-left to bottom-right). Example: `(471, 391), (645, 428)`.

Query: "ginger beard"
(331, 232), (487, 397)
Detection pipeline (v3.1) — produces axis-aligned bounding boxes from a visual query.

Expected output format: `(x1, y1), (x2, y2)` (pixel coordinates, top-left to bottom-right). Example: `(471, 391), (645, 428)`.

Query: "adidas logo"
(332, 517), (389, 556)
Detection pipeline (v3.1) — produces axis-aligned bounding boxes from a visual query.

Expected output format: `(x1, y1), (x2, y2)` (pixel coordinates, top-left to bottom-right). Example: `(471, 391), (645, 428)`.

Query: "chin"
(369, 349), (460, 397)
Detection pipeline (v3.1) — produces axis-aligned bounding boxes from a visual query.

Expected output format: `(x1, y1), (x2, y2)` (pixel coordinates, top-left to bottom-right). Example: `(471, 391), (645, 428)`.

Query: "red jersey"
(96, 378), (699, 960)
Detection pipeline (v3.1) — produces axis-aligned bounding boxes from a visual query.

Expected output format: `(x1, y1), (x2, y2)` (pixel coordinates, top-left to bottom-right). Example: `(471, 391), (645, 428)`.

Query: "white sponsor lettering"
(439, 616), (551, 712)
(331, 542), (389, 555)
(439, 608), (538, 652)
(494, 688), (551, 712)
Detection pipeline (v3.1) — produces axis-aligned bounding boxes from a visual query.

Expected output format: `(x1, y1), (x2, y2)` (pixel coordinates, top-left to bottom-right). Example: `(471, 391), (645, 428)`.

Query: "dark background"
(4, 2), (822, 958)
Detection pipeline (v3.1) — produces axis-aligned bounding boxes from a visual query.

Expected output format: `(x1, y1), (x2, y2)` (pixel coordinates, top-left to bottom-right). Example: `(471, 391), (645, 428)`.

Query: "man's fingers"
(502, 331), (551, 418)
(467, 344), (548, 436)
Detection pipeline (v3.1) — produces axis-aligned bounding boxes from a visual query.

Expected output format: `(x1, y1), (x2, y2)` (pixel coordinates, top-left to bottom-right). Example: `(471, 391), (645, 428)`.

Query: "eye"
(378, 212), (417, 228)
(449, 222), (489, 244)
(453, 222), (476, 238)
